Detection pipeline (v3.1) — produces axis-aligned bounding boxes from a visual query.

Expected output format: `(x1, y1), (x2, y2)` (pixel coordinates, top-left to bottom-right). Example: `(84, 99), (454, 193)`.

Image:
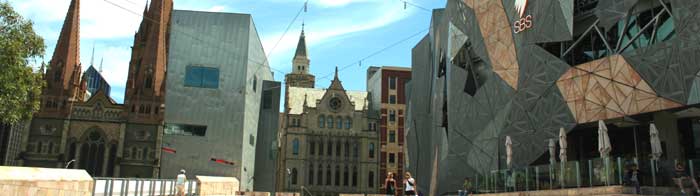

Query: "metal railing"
(467, 157), (700, 194)
(92, 177), (198, 196)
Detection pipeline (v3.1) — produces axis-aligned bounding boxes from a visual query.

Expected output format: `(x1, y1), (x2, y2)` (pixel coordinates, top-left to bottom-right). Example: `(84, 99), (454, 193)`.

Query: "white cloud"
(91, 45), (132, 87)
(312, 0), (375, 7)
(208, 5), (226, 12)
(13, 0), (149, 39)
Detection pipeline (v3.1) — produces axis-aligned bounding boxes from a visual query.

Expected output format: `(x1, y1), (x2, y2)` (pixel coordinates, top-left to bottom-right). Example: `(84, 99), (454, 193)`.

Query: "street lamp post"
(65, 159), (76, 169)
(286, 168), (292, 192)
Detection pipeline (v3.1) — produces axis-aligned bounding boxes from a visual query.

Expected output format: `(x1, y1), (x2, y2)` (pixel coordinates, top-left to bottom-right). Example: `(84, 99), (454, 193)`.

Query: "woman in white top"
(176, 169), (187, 196)
(404, 172), (417, 196)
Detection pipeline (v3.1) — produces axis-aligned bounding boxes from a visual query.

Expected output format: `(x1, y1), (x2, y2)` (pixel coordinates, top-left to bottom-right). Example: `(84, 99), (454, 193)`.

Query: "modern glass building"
(406, 0), (700, 194)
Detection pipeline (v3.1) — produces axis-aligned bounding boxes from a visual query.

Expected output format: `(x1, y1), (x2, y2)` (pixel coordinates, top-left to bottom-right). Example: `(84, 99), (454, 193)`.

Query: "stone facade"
(19, 0), (171, 178)
(277, 30), (379, 196)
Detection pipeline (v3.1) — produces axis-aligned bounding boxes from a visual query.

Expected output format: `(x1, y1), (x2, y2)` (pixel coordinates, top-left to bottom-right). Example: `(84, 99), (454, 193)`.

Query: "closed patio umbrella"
(650, 123), (663, 160)
(506, 136), (513, 168)
(549, 139), (556, 165)
(598, 120), (612, 158)
(559, 128), (567, 163)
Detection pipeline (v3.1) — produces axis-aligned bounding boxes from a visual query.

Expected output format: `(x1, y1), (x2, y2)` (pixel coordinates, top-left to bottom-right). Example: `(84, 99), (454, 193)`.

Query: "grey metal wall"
(407, 0), (700, 195)
(253, 80), (281, 193)
(162, 10), (273, 192)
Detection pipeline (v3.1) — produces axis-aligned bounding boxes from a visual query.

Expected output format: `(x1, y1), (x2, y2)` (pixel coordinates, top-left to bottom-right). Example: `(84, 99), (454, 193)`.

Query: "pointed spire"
(90, 43), (95, 67)
(334, 66), (339, 79)
(328, 66), (344, 90)
(303, 93), (308, 107)
(48, 0), (80, 88)
(294, 26), (308, 60)
(99, 57), (104, 73)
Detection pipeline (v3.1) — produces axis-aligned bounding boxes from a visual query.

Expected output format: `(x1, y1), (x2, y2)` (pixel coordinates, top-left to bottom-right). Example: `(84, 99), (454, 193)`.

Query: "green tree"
(0, 2), (45, 124)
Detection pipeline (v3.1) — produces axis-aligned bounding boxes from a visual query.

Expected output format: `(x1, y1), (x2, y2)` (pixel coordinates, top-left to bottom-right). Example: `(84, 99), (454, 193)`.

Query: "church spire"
(38, 0), (82, 118)
(48, 0), (81, 87)
(292, 24), (310, 74)
(284, 23), (316, 88)
(328, 66), (344, 90)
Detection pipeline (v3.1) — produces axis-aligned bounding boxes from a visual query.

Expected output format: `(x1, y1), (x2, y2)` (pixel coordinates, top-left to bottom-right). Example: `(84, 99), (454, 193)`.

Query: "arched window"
(318, 115), (325, 128)
(335, 166), (340, 186)
(343, 166), (349, 186)
(79, 130), (105, 176)
(326, 165), (331, 185)
(36, 141), (43, 153)
(318, 142), (324, 157)
(47, 142), (53, 154)
(327, 117), (334, 129)
(352, 166), (358, 187)
(344, 141), (350, 157)
(327, 141), (332, 156)
(317, 165), (323, 185)
(369, 143), (375, 158)
(369, 171), (375, 188)
(353, 143), (358, 158)
(309, 141), (315, 155)
(291, 168), (298, 185)
(345, 118), (352, 129)
(292, 139), (299, 155)
(308, 164), (314, 184)
(335, 141), (341, 156)
(336, 117), (342, 129)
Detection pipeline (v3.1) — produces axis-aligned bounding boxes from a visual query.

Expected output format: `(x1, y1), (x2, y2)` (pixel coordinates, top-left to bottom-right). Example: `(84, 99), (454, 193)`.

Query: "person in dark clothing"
(626, 164), (641, 194)
(674, 162), (700, 195)
(384, 172), (398, 196)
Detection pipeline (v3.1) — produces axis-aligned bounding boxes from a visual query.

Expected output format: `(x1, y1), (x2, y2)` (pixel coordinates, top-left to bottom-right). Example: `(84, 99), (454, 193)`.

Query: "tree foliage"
(0, 2), (45, 124)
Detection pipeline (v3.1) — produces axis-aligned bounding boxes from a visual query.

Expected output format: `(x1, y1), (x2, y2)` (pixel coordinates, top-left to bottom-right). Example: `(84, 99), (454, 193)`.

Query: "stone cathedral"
(18, 0), (172, 178)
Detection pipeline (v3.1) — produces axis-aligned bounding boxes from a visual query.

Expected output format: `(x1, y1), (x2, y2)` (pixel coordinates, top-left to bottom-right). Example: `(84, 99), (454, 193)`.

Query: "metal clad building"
(407, 0), (700, 195)
(161, 10), (275, 192)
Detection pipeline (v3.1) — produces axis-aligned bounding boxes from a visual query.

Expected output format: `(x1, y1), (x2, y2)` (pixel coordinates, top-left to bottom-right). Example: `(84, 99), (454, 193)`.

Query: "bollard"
(576, 161), (581, 188)
(525, 167), (529, 191)
(588, 160), (593, 187)
(535, 167), (539, 190)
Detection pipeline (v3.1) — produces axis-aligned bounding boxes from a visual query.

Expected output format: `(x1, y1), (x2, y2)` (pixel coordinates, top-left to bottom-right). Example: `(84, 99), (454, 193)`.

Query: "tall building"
(0, 122), (26, 166)
(19, 0), (172, 178)
(83, 64), (111, 98)
(277, 29), (380, 196)
(406, 0), (700, 195)
(366, 66), (411, 194)
(159, 10), (278, 192)
(254, 80), (282, 193)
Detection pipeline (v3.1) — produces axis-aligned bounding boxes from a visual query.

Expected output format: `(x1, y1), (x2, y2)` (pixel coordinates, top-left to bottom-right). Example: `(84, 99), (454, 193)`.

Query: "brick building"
(367, 66), (411, 194)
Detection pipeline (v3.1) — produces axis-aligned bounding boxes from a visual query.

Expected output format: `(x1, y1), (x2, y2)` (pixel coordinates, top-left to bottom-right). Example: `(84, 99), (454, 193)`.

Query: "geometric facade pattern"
(557, 55), (683, 123)
(465, 0), (520, 89)
(407, 0), (700, 195)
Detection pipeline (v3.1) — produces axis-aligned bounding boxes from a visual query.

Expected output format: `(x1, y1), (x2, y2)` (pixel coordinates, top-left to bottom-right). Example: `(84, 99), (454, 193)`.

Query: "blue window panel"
(185, 66), (203, 87)
(202, 68), (220, 88)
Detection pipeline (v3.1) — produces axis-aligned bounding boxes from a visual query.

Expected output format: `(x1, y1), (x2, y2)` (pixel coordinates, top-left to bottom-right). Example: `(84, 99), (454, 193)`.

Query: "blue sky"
(12, 0), (446, 105)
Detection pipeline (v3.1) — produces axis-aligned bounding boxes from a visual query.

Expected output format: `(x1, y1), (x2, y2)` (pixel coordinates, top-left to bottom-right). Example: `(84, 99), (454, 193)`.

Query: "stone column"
(153, 124), (164, 178)
(57, 120), (71, 168)
(74, 143), (83, 169)
(114, 123), (126, 177)
(101, 144), (111, 177)
(654, 111), (683, 160)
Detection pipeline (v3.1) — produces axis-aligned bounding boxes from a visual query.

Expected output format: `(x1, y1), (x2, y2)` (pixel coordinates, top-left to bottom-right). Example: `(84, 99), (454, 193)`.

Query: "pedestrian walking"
(458, 177), (472, 196)
(625, 164), (641, 194)
(404, 172), (417, 196)
(384, 172), (398, 196)
(674, 162), (700, 195)
(176, 169), (187, 196)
